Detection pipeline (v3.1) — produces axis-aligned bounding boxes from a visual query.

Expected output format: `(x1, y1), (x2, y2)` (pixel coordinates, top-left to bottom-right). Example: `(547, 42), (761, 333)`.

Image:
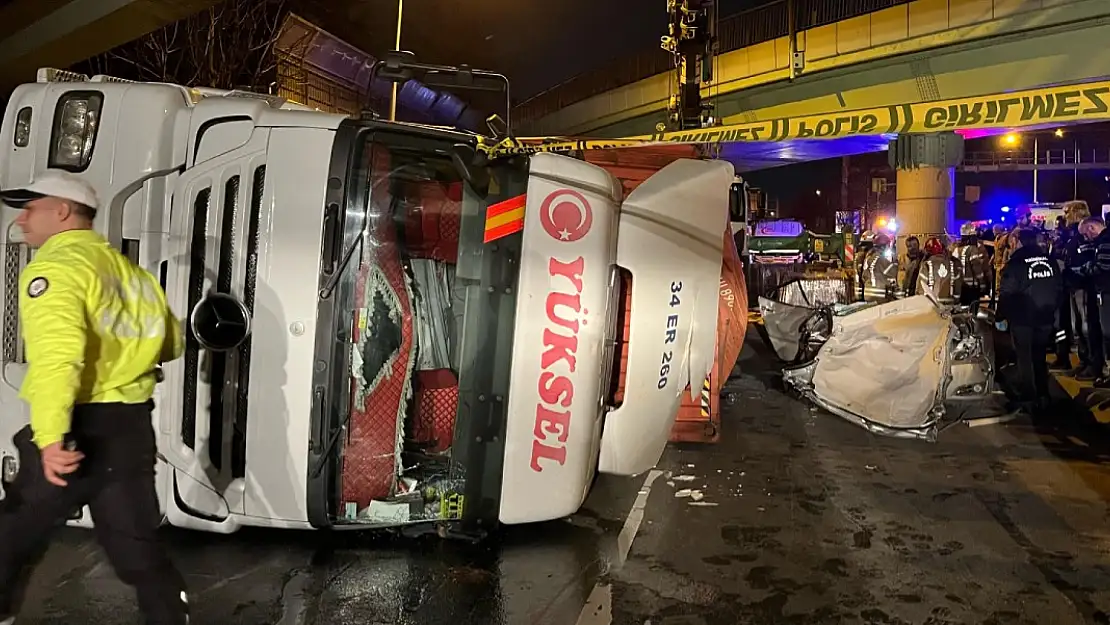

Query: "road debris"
(965, 414), (1017, 427)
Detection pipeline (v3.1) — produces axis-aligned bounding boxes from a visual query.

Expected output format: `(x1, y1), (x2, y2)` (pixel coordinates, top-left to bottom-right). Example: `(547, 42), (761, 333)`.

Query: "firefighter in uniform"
(991, 224), (1010, 306)
(0, 171), (189, 625)
(998, 228), (1062, 414)
(916, 236), (962, 305)
(901, 235), (924, 298)
(862, 233), (899, 302)
(953, 222), (990, 309)
(856, 230), (876, 301)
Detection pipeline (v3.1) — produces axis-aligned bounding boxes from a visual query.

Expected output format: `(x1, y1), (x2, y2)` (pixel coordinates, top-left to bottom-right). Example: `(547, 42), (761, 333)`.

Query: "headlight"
(13, 107), (31, 147)
(48, 91), (102, 171)
(1, 453), (17, 484)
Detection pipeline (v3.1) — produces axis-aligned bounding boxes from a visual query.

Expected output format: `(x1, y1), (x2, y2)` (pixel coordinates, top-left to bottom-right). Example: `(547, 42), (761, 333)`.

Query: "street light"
(815, 189), (822, 196)
(390, 0), (404, 121)
(1001, 133), (1019, 146)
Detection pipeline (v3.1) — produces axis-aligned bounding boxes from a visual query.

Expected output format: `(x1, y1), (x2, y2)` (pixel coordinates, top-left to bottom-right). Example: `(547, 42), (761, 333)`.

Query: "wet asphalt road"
(19, 334), (1110, 624)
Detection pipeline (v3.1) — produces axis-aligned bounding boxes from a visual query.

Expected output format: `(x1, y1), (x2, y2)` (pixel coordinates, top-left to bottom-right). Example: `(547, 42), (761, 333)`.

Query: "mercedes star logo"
(190, 292), (252, 352)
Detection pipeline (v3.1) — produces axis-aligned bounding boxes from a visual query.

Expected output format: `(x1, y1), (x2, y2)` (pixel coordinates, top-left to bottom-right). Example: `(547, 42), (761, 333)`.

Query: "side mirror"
(190, 292), (251, 352)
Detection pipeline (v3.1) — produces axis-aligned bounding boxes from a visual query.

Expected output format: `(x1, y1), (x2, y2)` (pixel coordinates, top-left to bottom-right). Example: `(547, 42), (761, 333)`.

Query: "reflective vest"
(954, 242), (990, 288)
(993, 233), (1011, 269)
(19, 229), (184, 448)
(863, 248), (899, 302)
(916, 255), (961, 304)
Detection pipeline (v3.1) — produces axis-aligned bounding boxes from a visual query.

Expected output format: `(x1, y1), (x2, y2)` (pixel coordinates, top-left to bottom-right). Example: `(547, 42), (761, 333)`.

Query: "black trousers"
(1073, 289), (1090, 365)
(960, 284), (983, 310)
(1011, 326), (1053, 403)
(1055, 284), (1074, 358)
(0, 402), (187, 624)
(1090, 291), (1106, 371)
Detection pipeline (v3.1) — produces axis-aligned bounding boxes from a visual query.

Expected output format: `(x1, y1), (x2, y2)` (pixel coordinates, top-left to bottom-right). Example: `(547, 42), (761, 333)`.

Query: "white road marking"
(576, 469), (664, 625)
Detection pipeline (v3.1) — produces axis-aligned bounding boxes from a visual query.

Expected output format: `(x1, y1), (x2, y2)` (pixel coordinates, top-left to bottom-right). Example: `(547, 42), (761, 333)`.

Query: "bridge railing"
(513, 0), (916, 126)
(961, 149), (1110, 169)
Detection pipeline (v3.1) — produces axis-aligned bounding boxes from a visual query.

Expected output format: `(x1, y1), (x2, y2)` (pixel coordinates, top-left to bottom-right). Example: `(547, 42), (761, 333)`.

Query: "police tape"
(481, 80), (1110, 158)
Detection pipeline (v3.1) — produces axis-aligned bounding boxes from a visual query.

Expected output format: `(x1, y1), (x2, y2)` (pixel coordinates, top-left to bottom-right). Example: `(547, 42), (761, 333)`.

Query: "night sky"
(296, 0), (774, 99)
(287, 0), (1110, 224)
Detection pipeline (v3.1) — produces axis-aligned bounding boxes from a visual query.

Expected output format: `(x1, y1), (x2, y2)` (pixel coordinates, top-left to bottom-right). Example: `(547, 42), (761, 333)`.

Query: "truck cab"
(0, 69), (733, 534)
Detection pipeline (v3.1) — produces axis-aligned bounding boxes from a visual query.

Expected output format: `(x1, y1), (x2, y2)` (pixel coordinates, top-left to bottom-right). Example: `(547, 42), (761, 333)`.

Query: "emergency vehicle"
(1024, 203), (1066, 228)
(0, 68), (744, 535)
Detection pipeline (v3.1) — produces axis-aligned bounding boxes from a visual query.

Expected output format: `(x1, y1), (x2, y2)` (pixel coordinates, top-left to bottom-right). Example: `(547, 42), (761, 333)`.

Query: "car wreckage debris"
(758, 279), (1005, 441)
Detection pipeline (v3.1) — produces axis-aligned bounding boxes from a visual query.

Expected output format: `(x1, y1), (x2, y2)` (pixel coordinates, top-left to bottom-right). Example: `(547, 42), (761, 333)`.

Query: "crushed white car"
(759, 279), (999, 441)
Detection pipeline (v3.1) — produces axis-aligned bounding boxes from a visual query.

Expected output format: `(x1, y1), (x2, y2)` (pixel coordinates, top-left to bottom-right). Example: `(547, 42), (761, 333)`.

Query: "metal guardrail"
(746, 260), (856, 308)
(747, 260), (804, 303)
(514, 0), (916, 124)
(961, 149), (1110, 169)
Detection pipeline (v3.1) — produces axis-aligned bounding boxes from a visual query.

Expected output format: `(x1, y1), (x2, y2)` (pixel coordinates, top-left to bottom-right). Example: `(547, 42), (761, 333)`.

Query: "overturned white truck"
(0, 69), (731, 534)
(759, 279), (998, 441)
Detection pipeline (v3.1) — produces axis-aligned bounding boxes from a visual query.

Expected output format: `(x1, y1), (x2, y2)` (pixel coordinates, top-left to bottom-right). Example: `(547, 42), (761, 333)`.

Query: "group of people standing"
(856, 225), (991, 307)
(1046, 202), (1110, 386)
(854, 201), (1110, 415)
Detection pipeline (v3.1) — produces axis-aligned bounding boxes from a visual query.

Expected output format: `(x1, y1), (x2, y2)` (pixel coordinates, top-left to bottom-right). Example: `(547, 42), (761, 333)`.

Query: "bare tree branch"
(74, 0), (290, 91)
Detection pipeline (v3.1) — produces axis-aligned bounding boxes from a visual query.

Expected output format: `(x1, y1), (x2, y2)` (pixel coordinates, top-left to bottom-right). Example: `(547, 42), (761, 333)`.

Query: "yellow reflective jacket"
(19, 229), (184, 448)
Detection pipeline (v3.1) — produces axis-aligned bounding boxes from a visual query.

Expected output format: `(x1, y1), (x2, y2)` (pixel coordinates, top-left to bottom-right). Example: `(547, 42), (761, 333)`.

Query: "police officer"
(1049, 212), (1077, 369)
(954, 223), (990, 310)
(916, 236), (962, 305)
(1073, 216), (1110, 387)
(862, 232), (899, 302)
(0, 171), (188, 625)
(997, 228), (1062, 414)
(1060, 201), (1095, 375)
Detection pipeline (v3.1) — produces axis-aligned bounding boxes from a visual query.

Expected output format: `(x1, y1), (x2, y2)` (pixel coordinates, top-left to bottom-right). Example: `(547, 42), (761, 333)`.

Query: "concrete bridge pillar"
(888, 132), (964, 246)
(896, 166), (954, 240)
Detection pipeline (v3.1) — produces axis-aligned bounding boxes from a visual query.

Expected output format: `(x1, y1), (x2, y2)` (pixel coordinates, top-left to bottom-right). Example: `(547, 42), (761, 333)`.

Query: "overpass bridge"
(512, 0), (1110, 243)
(0, 0), (219, 89)
(516, 0), (1110, 139)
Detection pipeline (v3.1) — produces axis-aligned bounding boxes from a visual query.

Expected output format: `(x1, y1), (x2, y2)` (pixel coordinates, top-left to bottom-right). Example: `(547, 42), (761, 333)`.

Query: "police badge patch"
(26, 277), (48, 298)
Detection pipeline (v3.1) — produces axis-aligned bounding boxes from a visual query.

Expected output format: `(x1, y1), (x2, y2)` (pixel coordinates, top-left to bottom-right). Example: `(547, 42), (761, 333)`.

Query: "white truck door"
(599, 158), (733, 475)
(499, 153), (621, 524)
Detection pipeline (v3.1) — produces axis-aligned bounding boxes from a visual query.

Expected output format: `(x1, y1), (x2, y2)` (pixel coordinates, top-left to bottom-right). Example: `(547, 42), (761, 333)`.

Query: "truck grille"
(234, 165), (265, 478)
(181, 188), (211, 450)
(180, 165), (264, 480)
(2, 244), (22, 363)
(208, 176), (240, 471)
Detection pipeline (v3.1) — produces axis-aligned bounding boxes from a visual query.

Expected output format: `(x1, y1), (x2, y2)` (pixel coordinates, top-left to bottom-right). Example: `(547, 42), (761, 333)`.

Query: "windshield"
(308, 124), (526, 529)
